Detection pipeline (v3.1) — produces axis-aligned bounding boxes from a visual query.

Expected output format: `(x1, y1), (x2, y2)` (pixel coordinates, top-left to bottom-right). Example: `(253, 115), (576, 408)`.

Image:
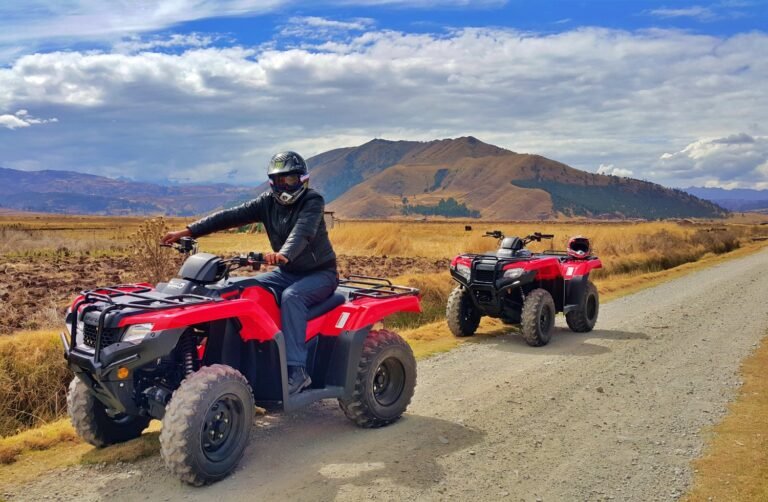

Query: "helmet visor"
(269, 173), (307, 192)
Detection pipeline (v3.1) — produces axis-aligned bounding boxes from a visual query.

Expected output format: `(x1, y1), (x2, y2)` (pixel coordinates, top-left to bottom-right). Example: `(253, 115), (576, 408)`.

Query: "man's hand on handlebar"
(161, 229), (192, 246)
(264, 252), (288, 266)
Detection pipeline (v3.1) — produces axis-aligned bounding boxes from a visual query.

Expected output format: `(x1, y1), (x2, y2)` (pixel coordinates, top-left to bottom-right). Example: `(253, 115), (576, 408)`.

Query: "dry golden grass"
(684, 334), (768, 502)
(81, 430), (161, 465)
(0, 330), (71, 437)
(0, 419), (78, 465)
(0, 419), (162, 492)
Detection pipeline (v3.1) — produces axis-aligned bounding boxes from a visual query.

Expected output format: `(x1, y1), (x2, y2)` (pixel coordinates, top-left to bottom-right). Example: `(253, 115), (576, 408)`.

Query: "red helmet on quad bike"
(567, 236), (591, 259)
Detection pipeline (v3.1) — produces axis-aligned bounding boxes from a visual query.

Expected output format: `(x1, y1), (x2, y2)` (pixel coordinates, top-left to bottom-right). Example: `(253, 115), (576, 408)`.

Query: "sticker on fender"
(335, 312), (350, 329)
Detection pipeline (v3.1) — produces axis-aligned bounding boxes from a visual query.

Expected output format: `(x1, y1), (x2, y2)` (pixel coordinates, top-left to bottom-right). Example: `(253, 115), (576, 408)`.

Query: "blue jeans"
(250, 267), (338, 366)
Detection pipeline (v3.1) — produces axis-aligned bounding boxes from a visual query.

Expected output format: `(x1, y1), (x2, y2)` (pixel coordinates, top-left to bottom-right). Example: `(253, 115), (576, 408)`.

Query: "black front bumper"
(450, 267), (536, 316)
(61, 327), (186, 414)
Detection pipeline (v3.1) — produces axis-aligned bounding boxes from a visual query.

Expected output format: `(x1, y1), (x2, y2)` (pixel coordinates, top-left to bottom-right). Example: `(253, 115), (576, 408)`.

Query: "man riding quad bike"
(63, 239), (419, 486)
(62, 152), (420, 486)
(447, 231), (602, 346)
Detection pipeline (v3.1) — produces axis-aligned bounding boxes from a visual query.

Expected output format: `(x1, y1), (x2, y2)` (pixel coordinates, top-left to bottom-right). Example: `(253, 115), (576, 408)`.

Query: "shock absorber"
(179, 333), (199, 376)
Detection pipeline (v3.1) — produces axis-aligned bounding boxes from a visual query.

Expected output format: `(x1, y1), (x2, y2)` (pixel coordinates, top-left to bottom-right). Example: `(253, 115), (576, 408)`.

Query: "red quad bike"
(61, 237), (420, 486)
(447, 231), (602, 346)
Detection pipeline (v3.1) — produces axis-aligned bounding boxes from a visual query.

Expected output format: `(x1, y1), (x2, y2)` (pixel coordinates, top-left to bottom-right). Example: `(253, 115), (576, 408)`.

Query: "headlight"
(122, 323), (154, 344)
(67, 320), (93, 352)
(503, 267), (525, 280)
(455, 263), (471, 280)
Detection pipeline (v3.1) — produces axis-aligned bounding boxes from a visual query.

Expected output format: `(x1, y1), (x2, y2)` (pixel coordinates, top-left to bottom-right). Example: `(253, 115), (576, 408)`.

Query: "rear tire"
(566, 281), (599, 333)
(67, 377), (150, 448)
(339, 329), (416, 428)
(160, 364), (254, 486)
(446, 285), (481, 337)
(521, 289), (556, 347)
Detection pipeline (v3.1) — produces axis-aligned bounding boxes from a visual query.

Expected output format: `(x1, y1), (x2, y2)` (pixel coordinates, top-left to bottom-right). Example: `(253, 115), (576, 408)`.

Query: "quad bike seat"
(496, 236), (529, 258)
(307, 291), (346, 320)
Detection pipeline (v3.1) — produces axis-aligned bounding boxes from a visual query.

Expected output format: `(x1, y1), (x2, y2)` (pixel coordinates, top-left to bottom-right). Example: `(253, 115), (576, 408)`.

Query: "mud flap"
(564, 275), (588, 313)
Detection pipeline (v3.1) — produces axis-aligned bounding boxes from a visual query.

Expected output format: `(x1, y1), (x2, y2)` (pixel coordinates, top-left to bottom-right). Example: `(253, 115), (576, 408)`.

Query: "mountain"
(0, 137), (727, 220)
(309, 137), (509, 202)
(0, 167), (251, 216)
(684, 187), (768, 212)
(321, 138), (726, 220)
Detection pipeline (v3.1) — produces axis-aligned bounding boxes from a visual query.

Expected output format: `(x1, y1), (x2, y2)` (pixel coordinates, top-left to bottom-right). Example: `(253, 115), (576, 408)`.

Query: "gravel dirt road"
(8, 248), (768, 501)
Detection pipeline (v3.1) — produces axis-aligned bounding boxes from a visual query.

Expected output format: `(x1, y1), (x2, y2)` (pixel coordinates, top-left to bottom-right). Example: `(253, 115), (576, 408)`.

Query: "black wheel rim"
(539, 306), (552, 334)
(586, 294), (597, 320)
(201, 394), (244, 463)
(372, 357), (406, 407)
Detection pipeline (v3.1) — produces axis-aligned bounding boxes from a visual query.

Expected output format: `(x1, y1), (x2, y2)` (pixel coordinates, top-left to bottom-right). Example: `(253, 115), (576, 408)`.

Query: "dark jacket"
(187, 189), (336, 273)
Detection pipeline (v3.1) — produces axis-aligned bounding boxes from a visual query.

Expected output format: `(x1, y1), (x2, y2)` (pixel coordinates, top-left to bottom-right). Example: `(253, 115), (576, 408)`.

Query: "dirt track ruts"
(6, 248), (768, 501)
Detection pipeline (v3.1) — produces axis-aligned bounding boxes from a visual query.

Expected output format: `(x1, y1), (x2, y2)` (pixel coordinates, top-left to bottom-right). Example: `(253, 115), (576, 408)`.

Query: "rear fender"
(308, 295), (421, 336)
(561, 258), (602, 280)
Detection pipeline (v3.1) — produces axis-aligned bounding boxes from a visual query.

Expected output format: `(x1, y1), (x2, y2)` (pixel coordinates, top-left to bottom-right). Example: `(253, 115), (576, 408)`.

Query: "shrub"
(129, 217), (181, 283)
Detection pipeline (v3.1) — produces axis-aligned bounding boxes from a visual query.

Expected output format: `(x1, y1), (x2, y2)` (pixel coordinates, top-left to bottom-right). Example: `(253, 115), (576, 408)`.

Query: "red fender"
(560, 258), (603, 280)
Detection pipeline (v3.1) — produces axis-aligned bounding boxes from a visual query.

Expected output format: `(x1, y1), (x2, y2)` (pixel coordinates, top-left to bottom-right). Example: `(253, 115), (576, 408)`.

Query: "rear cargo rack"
(70, 285), (219, 365)
(339, 275), (420, 299)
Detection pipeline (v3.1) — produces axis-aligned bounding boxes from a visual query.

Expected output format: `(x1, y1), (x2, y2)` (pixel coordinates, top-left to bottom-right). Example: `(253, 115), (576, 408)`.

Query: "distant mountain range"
(684, 187), (768, 212)
(0, 137), (728, 219)
(0, 167), (252, 216)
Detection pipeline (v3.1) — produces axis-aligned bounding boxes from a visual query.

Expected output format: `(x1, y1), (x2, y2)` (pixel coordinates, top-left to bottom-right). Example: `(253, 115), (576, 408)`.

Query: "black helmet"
(267, 151), (309, 205)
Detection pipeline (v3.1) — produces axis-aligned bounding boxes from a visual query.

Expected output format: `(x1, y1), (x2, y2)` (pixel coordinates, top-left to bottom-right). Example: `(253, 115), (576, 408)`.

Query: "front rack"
(339, 274), (420, 299)
(70, 284), (219, 365)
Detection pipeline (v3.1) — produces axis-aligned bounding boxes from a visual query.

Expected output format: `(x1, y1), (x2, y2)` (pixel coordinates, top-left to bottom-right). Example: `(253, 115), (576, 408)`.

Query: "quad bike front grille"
(82, 322), (121, 349)
(474, 269), (496, 283)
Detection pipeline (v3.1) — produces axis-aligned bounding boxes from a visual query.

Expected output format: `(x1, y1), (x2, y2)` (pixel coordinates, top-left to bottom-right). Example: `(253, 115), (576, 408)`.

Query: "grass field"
(1, 212), (767, 496)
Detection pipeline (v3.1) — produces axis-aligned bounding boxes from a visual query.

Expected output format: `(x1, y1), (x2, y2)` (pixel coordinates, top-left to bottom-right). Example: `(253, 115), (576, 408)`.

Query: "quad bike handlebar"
(162, 237), (267, 274)
(161, 236), (199, 255)
(484, 230), (554, 247)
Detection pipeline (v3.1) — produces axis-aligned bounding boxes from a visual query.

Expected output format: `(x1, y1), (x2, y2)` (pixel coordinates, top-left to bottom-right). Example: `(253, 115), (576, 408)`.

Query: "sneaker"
(287, 366), (312, 395)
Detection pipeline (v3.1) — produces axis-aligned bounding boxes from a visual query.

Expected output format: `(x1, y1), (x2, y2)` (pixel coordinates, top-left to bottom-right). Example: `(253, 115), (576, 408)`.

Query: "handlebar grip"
(540, 234), (554, 239)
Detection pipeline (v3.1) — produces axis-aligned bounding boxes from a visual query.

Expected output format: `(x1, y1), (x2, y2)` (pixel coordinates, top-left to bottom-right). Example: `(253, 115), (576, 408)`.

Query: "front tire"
(521, 289), (556, 347)
(566, 281), (599, 332)
(446, 285), (481, 337)
(160, 365), (254, 486)
(67, 377), (150, 448)
(339, 329), (416, 428)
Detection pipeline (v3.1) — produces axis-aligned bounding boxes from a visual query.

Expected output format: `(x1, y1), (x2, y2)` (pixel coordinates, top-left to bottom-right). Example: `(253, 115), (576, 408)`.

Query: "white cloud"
(280, 16), (376, 40)
(597, 164), (633, 177)
(0, 109), (57, 129)
(657, 133), (768, 188)
(0, 27), (766, 188)
(113, 33), (218, 54)
(648, 6), (717, 21)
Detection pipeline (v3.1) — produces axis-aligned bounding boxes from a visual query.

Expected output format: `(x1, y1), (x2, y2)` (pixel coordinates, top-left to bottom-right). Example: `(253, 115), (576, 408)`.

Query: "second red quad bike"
(447, 231), (602, 346)
(61, 237), (419, 486)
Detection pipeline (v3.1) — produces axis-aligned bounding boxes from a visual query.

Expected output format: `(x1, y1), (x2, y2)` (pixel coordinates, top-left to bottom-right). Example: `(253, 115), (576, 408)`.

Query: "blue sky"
(0, 0), (767, 189)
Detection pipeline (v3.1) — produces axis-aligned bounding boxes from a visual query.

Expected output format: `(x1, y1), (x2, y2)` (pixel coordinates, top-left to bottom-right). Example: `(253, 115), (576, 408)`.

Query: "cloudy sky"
(0, 0), (766, 189)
